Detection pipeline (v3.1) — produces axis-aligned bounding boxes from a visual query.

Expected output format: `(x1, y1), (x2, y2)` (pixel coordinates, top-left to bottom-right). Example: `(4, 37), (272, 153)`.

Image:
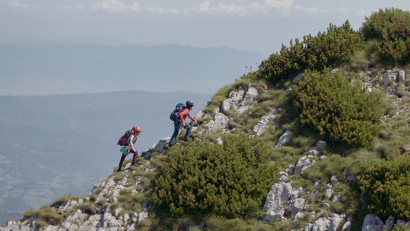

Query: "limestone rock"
(383, 216), (395, 231)
(152, 137), (170, 153)
(253, 109), (277, 137)
(398, 69), (406, 82)
(288, 198), (305, 215)
(201, 112), (229, 133)
(294, 156), (316, 173)
(263, 182), (292, 222)
(275, 130), (293, 148)
(316, 140), (327, 150)
(311, 217), (331, 231)
(362, 214), (384, 231)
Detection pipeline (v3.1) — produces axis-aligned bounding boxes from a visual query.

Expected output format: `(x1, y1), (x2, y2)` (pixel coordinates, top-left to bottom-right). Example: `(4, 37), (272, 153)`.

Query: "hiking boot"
(117, 168), (122, 172)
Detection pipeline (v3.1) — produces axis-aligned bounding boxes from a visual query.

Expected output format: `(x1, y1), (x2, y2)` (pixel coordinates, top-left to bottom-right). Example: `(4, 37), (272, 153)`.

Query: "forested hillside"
(1, 8), (409, 231)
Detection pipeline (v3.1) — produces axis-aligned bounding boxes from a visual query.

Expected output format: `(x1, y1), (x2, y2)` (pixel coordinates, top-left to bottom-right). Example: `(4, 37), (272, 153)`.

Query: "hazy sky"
(1, 0), (409, 53)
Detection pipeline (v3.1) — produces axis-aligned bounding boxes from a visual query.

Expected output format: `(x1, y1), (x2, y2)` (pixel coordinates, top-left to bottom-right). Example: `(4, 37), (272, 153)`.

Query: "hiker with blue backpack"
(116, 125), (141, 171)
(169, 101), (198, 147)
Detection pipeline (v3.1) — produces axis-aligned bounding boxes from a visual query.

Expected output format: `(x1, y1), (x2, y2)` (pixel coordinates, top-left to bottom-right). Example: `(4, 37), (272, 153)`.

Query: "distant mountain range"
(0, 90), (211, 223)
(0, 44), (267, 95)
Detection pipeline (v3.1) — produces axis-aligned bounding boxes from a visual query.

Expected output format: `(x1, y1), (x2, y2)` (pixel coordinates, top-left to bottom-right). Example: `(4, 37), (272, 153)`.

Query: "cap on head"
(132, 126), (142, 132)
(186, 101), (194, 107)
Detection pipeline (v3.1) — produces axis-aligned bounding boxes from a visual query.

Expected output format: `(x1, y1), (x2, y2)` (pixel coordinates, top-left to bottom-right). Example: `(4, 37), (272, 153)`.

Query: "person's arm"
(179, 108), (188, 126)
(188, 114), (197, 124)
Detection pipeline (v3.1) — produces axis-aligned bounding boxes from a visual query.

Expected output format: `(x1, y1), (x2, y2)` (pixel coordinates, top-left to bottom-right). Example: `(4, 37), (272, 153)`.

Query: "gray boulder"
(317, 140), (327, 150)
(275, 130), (293, 147)
(362, 214), (384, 231)
(383, 216), (395, 231)
(398, 70), (406, 82)
(201, 112), (229, 133)
(294, 156), (316, 173)
(152, 137), (170, 153)
(383, 70), (398, 86)
(244, 86), (258, 102)
(288, 198), (305, 215)
(263, 182), (292, 221)
(311, 217), (331, 231)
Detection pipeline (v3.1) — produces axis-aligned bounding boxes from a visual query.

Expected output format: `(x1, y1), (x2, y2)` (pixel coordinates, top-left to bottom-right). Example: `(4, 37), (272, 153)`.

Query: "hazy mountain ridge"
(0, 44), (266, 95)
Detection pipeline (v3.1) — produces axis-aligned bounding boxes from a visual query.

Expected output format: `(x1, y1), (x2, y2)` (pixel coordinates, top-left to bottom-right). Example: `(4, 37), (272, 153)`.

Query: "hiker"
(118, 125), (141, 171)
(169, 101), (198, 146)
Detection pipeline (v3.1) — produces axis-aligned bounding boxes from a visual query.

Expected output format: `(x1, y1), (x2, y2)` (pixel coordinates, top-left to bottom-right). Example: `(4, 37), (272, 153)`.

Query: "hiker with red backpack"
(117, 125), (141, 171)
(169, 101), (198, 147)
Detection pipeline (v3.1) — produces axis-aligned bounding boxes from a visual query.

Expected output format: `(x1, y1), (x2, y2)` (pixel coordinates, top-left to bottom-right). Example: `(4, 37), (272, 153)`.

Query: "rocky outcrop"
(304, 214), (345, 231)
(362, 214), (384, 231)
(199, 84), (259, 134)
(220, 85), (258, 115)
(363, 68), (407, 96)
(263, 182), (292, 221)
(292, 140), (326, 174)
(201, 108), (230, 133)
(252, 108), (280, 137)
(151, 137), (170, 154)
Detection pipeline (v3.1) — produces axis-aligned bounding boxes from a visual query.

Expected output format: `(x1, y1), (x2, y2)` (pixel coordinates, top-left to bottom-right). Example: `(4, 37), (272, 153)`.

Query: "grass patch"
(206, 215), (277, 231)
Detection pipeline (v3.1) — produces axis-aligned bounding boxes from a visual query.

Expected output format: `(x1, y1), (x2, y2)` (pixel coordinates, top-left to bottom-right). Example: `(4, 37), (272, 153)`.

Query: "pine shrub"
(259, 21), (362, 83)
(153, 135), (279, 218)
(358, 155), (410, 220)
(293, 69), (382, 147)
(361, 8), (410, 65)
(303, 21), (363, 71)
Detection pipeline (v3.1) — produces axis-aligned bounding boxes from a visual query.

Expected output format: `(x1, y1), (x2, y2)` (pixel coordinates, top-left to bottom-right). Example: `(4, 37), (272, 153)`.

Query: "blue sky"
(1, 0), (409, 54)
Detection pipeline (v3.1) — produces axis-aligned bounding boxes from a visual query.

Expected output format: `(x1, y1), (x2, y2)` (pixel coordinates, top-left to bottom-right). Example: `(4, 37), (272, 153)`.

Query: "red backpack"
(117, 129), (133, 146)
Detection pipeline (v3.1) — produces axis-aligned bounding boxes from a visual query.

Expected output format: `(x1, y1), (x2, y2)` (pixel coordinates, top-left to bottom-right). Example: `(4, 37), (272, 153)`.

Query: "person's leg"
(169, 123), (181, 146)
(118, 153), (127, 171)
(131, 150), (138, 166)
(183, 123), (192, 141)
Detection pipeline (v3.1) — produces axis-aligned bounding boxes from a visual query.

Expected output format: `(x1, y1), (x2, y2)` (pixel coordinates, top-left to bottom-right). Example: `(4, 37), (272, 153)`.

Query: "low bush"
(361, 8), (410, 65)
(293, 69), (383, 147)
(358, 155), (410, 220)
(153, 135), (279, 218)
(259, 21), (362, 83)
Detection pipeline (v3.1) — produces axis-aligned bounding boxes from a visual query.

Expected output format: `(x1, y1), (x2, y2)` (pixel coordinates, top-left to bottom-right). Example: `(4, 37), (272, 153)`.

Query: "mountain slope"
(1, 8), (409, 231)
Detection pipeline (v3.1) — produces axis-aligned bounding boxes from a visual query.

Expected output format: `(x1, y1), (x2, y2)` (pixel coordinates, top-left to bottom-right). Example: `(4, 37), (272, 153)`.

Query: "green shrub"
(358, 155), (410, 220)
(361, 8), (410, 65)
(259, 38), (306, 82)
(303, 21), (363, 71)
(259, 21), (362, 83)
(293, 69), (383, 147)
(153, 135), (279, 218)
(205, 215), (276, 231)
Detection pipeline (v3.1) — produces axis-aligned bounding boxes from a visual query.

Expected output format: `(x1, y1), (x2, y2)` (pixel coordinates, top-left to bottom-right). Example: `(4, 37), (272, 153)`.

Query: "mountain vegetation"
(1, 8), (409, 231)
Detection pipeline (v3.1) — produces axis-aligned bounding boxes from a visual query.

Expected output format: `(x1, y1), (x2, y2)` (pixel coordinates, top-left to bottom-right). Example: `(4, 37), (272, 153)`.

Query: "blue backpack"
(170, 103), (185, 121)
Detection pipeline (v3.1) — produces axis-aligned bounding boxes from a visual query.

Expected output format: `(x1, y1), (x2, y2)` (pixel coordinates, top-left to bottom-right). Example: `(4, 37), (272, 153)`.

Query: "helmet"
(186, 101), (194, 107)
(132, 126), (141, 132)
